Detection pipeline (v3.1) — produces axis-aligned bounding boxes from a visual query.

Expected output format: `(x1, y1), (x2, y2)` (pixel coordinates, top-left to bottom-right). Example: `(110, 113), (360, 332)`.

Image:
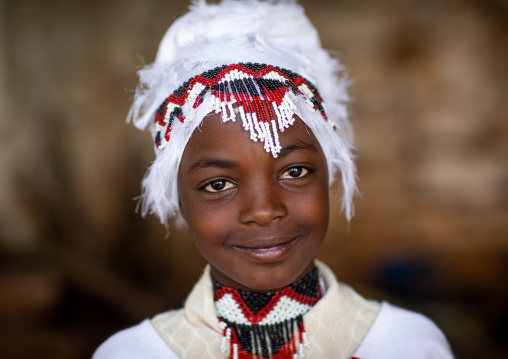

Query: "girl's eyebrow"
(278, 140), (319, 158)
(187, 158), (237, 174)
(187, 140), (317, 174)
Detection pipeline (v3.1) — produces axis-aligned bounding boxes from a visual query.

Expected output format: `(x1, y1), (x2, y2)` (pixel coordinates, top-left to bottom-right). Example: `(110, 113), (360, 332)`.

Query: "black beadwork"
(275, 66), (299, 80)
(153, 62), (329, 150)
(156, 100), (166, 116)
(212, 267), (319, 301)
(202, 65), (228, 79)
(213, 268), (320, 358)
(240, 62), (265, 72)
(173, 78), (193, 97)
(284, 79), (300, 95)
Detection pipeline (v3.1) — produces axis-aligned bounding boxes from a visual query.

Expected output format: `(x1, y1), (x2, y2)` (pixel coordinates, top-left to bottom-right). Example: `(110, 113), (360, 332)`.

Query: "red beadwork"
(164, 127), (171, 142)
(153, 63), (328, 150)
(214, 285), (321, 326)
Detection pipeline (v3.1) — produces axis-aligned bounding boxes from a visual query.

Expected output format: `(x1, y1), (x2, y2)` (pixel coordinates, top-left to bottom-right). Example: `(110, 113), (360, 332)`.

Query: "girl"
(94, 1), (453, 358)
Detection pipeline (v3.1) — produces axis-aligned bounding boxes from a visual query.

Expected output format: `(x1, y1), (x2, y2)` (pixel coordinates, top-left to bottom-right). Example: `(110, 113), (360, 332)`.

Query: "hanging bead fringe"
(219, 317), (309, 359)
(206, 76), (298, 158)
(153, 63), (328, 156)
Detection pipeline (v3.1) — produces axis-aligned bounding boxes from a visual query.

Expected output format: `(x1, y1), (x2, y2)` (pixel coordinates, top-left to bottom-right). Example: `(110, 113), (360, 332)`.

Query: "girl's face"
(178, 113), (329, 292)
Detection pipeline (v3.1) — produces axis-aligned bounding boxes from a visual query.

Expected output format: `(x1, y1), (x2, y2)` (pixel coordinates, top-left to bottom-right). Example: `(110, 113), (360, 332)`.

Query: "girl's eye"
(202, 179), (234, 193)
(281, 166), (309, 179)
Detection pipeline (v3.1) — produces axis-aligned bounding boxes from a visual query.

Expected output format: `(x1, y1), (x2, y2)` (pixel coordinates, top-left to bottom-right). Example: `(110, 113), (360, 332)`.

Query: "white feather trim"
(128, 0), (356, 228)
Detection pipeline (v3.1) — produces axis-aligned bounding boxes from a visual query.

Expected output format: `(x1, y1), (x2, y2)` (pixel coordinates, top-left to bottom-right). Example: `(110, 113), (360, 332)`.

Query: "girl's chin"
(211, 259), (315, 292)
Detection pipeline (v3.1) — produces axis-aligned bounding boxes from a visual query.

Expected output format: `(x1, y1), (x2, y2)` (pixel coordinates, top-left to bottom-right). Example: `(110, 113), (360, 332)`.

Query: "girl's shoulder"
(353, 302), (454, 359)
(92, 318), (181, 359)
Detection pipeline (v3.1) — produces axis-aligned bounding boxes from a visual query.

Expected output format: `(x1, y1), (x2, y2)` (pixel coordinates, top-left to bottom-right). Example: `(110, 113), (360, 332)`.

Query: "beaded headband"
(154, 62), (330, 157)
(128, 0), (357, 227)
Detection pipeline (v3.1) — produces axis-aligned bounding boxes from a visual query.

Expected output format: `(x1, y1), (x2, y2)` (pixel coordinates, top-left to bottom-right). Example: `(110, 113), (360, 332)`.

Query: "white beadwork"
(258, 296), (311, 326)
(302, 332), (311, 348)
(187, 82), (206, 100)
(298, 343), (305, 358)
(220, 334), (227, 353)
(297, 84), (316, 110)
(246, 111), (258, 141)
(251, 112), (264, 142)
(226, 102), (236, 122)
(271, 119), (281, 154)
(262, 71), (287, 83)
(215, 293), (252, 325)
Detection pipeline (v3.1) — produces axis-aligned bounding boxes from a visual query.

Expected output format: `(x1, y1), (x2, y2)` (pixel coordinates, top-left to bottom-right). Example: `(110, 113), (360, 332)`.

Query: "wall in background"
(0, 0), (507, 357)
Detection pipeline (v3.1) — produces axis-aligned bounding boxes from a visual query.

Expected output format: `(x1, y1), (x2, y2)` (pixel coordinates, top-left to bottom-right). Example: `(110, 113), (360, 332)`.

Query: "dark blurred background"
(0, 0), (507, 358)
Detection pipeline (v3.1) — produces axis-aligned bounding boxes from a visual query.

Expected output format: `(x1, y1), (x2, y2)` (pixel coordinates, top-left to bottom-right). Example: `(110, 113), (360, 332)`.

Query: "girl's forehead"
(180, 113), (324, 169)
(184, 114), (322, 157)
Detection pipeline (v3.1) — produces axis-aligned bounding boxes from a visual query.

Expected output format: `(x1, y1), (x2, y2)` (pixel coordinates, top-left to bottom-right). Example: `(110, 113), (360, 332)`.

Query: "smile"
(232, 237), (300, 263)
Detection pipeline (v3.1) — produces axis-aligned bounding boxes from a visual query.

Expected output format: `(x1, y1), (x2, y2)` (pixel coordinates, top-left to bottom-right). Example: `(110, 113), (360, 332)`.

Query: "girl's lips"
(232, 237), (299, 263)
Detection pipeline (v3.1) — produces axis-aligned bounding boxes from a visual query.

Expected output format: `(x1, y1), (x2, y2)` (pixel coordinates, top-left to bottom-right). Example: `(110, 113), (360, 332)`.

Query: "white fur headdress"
(128, 0), (356, 228)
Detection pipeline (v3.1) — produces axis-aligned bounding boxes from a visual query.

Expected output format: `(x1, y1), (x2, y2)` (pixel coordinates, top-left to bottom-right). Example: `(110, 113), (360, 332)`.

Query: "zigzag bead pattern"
(213, 267), (322, 359)
(154, 63), (329, 157)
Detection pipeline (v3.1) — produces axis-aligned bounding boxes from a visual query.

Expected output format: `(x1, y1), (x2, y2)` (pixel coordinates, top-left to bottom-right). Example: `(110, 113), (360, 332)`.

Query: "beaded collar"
(213, 267), (323, 359)
(154, 62), (329, 157)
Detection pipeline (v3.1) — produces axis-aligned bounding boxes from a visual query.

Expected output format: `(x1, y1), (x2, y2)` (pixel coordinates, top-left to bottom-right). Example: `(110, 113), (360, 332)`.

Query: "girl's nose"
(238, 181), (288, 226)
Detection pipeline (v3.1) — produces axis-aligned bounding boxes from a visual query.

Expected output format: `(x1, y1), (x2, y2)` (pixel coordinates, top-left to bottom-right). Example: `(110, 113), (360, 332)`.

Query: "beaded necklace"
(213, 268), (323, 359)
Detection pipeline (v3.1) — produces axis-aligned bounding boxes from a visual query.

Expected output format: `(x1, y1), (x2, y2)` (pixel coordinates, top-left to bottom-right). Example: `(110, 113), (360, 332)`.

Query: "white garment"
(93, 319), (179, 359)
(354, 302), (453, 359)
(93, 302), (453, 359)
(150, 261), (380, 358)
(94, 262), (453, 359)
